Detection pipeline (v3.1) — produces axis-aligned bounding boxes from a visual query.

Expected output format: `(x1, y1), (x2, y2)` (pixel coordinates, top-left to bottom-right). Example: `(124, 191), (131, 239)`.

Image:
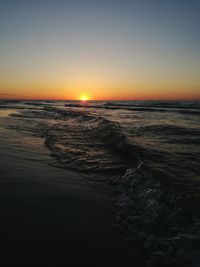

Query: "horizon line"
(0, 98), (200, 101)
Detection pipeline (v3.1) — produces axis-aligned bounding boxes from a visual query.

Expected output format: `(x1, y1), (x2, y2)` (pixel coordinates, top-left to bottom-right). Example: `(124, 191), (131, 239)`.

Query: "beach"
(0, 112), (145, 266)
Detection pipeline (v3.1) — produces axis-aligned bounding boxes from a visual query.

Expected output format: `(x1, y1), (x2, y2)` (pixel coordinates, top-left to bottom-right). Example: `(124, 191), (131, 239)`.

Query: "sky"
(0, 0), (200, 100)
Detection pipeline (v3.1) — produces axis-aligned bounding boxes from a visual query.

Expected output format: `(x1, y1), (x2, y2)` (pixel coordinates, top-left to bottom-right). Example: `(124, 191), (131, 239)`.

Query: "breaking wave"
(43, 107), (140, 174)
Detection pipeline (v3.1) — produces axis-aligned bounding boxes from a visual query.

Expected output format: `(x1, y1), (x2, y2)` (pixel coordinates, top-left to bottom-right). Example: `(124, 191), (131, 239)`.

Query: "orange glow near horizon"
(0, 88), (200, 101)
(0, 82), (200, 101)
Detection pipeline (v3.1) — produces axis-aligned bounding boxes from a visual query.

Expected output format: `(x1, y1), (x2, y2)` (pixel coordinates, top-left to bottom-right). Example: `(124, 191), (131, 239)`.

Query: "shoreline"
(0, 129), (145, 266)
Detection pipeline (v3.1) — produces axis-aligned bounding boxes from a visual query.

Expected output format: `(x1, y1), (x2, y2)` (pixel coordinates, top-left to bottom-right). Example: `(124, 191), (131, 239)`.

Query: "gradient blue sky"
(0, 0), (200, 99)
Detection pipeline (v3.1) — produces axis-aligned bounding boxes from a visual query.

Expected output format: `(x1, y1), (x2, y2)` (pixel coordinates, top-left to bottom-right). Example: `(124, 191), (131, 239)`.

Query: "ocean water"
(1, 100), (200, 265)
(0, 100), (200, 187)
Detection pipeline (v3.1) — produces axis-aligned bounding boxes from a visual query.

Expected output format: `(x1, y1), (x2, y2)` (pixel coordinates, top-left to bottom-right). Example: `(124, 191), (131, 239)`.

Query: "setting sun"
(79, 95), (90, 101)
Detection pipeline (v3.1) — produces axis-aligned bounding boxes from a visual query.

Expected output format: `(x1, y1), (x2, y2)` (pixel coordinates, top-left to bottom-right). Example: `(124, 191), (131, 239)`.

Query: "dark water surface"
(0, 104), (148, 267)
(0, 100), (199, 186)
(1, 100), (200, 266)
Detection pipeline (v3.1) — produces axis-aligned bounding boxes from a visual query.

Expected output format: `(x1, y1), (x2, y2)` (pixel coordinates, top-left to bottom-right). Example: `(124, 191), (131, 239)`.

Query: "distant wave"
(64, 101), (200, 115)
(104, 101), (200, 109)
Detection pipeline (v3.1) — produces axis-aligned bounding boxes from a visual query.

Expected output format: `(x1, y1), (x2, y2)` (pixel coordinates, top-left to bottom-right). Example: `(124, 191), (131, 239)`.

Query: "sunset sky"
(0, 0), (200, 100)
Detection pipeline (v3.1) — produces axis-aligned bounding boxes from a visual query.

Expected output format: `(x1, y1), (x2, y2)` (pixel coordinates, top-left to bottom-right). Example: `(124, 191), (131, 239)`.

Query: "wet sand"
(0, 141), (145, 266)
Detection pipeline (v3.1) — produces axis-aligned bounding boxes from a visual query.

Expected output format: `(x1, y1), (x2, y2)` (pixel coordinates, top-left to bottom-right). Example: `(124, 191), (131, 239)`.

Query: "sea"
(1, 99), (200, 265)
(0, 100), (199, 189)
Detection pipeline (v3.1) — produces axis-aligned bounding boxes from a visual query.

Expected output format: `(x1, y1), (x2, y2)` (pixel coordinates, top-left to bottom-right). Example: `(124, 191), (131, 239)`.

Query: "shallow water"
(0, 109), (18, 117)
(0, 100), (199, 186)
